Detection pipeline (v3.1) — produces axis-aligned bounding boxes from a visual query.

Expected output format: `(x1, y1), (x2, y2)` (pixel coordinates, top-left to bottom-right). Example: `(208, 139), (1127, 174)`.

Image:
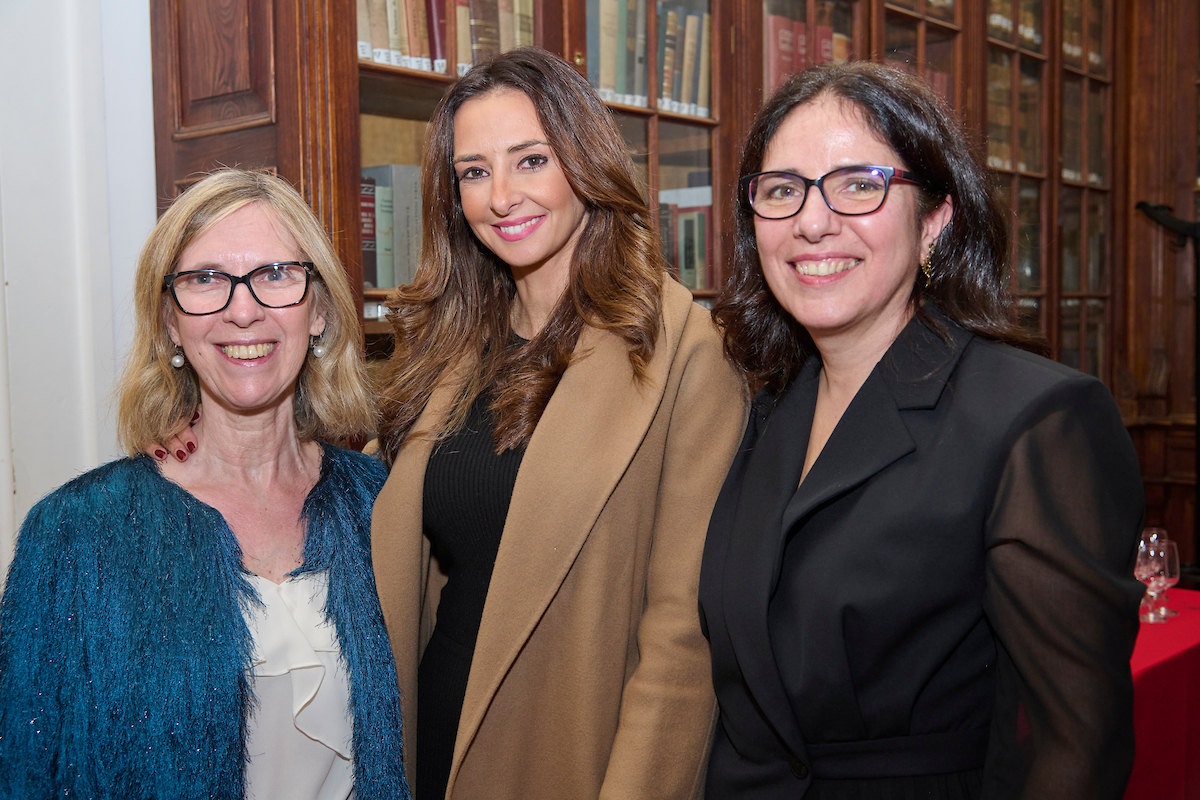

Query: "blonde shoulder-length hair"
(116, 169), (376, 455)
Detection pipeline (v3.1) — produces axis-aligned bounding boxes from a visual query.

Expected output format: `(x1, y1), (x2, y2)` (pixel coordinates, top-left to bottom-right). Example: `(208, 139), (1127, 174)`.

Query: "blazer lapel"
(451, 303), (685, 779)
(779, 371), (916, 537)
(715, 363), (820, 757)
(780, 310), (969, 538)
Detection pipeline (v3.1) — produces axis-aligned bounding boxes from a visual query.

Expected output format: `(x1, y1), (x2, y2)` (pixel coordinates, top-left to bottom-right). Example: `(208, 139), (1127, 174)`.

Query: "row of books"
(454, 0), (536, 75)
(658, 184), (713, 291)
(357, 0), (448, 73)
(656, 1), (712, 117)
(356, 0), (534, 76)
(763, 1), (851, 96)
(361, 165), (424, 290)
(589, 0), (650, 108)
(585, 1), (712, 118)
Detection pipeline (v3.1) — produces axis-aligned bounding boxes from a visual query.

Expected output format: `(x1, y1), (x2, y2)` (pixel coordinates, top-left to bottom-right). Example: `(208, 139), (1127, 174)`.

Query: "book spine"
(407, 0), (432, 69)
(671, 8), (687, 107)
(695, 10), (711, 116)
(386, 0), (409, 68)
(623, 0), (638, 103)
(598, 0), (619, 100)
(679, 12), (700, 108)
(587, 0), (601, 87)
(375, 184), (395, 288)
(793, 17), (806, 69)
(815, 23), (833, 64)
(357, 0), (374, 59)
(655, 1), (667, 107)
(369, 0), (392, 63)
(497, 0), (515, 52)
(677, 210), (697, 288)
(633, 0), (643, 106)
(390, 166), (424, 285)
(659, 202), (678, 277)
(456, 0), (472, 74)
(764, 11), (792, 96)
(408, 166), (424, 284)
(468, 0), (501, 63)
(515, 0), (534, 47)
(363, 166), (396, 288)
(426, 0), (447, 73)
(615, 0), (629, 102)
(660, 8), (678, 106)
(360, 176), (377, 289)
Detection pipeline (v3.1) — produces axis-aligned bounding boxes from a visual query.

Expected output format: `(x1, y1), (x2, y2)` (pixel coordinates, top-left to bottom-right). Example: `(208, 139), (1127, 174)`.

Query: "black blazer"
(699, 312), (1145, 800)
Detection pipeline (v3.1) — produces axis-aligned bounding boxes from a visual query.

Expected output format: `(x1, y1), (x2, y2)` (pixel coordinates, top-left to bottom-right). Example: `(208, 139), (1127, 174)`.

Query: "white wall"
(0, 0), (156, 578)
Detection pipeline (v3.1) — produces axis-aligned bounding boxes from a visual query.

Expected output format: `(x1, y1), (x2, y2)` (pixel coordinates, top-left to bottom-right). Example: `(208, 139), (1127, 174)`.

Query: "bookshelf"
(147, 0), (1149, 392)
(148, 0), (1197, 580)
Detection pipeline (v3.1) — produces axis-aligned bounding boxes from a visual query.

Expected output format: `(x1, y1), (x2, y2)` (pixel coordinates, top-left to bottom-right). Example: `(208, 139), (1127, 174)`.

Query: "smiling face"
(165, 202), (326, 418)
(754, 94), (951, 351)
(452, 88), (588, 283)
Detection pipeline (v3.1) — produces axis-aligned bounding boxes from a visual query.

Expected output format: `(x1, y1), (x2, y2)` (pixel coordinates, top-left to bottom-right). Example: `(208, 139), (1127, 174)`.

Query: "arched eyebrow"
(452, 140), (548, 165)
(507, 139), (547, 153)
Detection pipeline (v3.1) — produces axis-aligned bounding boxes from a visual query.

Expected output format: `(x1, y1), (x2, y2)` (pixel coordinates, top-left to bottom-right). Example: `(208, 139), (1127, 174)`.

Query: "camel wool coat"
(372, 278), (747, 800)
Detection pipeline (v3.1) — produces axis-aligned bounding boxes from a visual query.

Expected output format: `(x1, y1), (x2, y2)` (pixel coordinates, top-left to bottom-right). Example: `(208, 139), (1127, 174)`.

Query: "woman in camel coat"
(370, 49), (746, 799)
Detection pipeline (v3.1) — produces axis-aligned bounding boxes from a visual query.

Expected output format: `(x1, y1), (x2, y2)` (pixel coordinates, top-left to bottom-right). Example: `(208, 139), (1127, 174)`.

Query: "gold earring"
(920, 242), (935, 288)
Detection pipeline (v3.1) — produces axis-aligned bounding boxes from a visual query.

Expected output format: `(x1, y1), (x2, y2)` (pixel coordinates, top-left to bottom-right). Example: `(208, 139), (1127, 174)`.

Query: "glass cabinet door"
(987, 0), (1047, 336)
(581, 0), (723, 295)
(1056, 0), (1112, 381)
(881, 0), (960, 105)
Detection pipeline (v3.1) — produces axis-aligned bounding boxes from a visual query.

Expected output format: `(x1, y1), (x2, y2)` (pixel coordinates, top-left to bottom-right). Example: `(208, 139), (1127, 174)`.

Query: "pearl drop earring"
(170, 346), (187, 369)
(310, 337), (326, 359)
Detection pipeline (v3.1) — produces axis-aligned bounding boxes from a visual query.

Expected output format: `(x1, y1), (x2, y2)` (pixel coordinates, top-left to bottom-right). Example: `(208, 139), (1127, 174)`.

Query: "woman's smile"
(219, 341), (277, 360)
(789, 256), (862, 278)
(493, 214), (545, 241)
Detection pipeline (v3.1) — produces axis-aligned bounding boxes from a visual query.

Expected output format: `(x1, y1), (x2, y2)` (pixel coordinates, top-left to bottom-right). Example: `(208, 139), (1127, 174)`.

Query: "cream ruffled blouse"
(242, 570), (355, 800)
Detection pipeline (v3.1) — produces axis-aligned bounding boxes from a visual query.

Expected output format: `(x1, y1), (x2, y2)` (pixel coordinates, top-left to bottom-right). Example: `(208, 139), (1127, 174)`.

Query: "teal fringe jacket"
(0, 445), (410, 800)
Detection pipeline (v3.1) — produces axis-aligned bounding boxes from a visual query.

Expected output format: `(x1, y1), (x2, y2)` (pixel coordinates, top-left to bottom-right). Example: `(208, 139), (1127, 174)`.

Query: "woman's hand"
(145, 409), (201, 462)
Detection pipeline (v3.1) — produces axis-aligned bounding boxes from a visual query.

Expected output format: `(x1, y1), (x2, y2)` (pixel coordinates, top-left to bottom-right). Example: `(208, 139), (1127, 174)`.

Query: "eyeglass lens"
(172, 263), (309, 315)
(749, 167), (894, 219)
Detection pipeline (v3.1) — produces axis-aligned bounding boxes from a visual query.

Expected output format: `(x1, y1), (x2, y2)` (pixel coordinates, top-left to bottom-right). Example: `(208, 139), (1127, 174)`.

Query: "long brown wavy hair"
(376, 48), (664, 466)
(715, 61), (1042, 392)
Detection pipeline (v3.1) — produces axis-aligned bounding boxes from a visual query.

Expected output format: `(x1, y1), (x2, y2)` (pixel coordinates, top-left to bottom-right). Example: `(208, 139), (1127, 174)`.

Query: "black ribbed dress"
(417, 390), (524, 800)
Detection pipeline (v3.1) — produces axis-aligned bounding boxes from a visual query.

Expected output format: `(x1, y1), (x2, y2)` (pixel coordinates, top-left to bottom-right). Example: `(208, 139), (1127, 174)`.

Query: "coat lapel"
(371, 355), (474, 785)
(450, 287), (692, 783)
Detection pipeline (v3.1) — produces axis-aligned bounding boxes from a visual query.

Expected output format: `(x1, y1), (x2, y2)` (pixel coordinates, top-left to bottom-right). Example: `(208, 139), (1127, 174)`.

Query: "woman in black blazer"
(699, 61), (1145, 799)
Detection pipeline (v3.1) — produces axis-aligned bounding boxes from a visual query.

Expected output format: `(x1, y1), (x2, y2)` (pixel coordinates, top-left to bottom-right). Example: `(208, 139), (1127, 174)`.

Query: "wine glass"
(1135, 535), (1167, 623)
(1140, 527), (1166, 548)
(1156, 540), (1180, 619)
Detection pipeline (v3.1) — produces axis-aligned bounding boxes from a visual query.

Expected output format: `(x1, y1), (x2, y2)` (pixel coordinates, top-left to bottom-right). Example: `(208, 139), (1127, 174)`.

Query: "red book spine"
(427, 0), (447, 70)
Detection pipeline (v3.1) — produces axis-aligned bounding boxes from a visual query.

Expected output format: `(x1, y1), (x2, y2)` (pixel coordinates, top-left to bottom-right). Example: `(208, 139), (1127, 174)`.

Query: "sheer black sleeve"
(981, 376), (1144, 800)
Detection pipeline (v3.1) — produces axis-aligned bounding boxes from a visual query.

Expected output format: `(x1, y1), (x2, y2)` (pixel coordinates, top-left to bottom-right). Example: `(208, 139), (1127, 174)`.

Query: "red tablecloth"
(1124, 587), (1200, 800)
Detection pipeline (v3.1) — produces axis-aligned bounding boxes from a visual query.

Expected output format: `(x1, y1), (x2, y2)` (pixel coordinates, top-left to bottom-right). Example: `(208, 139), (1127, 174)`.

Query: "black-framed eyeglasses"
(162, 262), (319, 316)
(740, 165), (922, 220)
